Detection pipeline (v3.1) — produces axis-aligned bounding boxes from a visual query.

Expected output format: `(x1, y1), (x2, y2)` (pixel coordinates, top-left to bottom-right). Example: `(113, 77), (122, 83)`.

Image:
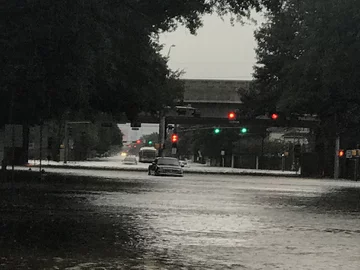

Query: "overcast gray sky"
(159, 13), (264, 80)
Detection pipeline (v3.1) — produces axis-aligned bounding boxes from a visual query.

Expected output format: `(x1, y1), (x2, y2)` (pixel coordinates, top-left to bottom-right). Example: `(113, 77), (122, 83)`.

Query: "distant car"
(179, 159), (188, 167)
(148, 157), (183, 177)
(123, 155), (138, 165)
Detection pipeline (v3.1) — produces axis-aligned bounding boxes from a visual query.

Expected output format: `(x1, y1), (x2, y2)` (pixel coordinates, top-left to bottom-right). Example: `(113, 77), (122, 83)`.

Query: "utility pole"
(9, 88), (15, 182)
(64, 121), (68, 164)
(334, 113), (340, 179)
(39, 123), (43, 173)
(334, 134), (340, 179)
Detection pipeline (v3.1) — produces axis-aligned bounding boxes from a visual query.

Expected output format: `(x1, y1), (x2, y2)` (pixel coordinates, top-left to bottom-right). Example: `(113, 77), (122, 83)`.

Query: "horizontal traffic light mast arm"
(177, 126), (261, 133)
(165, 116), (320, 128)
(66, 121), (92, 125)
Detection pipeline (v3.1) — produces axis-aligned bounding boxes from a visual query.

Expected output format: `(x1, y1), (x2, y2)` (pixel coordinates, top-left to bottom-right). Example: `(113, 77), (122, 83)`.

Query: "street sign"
(294, 144), (301, 158)
(4, 125), (23, 147)
(346, 150), (352, 159)
(221, 150), (225, 156)
(28, 143), (35, 150)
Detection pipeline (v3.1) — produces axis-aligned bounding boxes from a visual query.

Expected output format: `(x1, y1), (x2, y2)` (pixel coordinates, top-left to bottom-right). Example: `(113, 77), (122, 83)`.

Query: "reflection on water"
(1, 171), (360, 269)
(265, 187), (360, 213)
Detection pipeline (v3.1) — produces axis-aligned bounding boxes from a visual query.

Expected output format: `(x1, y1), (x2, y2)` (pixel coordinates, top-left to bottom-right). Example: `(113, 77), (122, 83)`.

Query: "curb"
(26, 164), (301, 177)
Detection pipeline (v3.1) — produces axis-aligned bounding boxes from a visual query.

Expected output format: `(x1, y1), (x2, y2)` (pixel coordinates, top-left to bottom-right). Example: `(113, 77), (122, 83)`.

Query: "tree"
(244, 0), (360, 176)
(0, 0), (282, 128)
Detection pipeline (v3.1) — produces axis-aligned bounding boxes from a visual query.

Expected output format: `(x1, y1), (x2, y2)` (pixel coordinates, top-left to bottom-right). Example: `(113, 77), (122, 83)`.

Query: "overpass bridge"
(134, 78), (318, 129)
(134, 79), (250, 123)
(182, 79), (250, 118)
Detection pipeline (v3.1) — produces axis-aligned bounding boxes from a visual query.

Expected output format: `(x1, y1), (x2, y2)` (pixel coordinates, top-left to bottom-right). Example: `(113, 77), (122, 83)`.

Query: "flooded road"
(1, 169), (360, 269)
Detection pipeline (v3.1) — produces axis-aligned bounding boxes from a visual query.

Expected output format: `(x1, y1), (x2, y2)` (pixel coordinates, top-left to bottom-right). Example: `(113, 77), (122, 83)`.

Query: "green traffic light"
(148, 141), (153, 145)
(241, 127), (248, 133)
(214, 128), (221, 134)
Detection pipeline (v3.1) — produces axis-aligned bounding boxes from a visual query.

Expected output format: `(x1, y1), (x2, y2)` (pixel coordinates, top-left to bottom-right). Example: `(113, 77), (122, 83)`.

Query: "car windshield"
(157, 158), (179, 166)
(141, 150), (156, 157)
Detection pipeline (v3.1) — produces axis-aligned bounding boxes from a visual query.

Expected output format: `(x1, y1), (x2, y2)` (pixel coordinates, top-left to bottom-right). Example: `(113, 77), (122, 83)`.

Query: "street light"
(167, 44), (176, 57)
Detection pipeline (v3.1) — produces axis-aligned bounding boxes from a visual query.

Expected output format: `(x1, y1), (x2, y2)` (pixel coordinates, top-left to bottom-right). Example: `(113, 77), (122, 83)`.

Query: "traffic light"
(228, 111), (236, 120)
(214, 128), (221, 134)
(136, 139), (141, 144)
(269, 112), (286, 126)
(171, 133), (178, 149)
(240, 127), (248, 134)
(271, 113), (279, 120)
(171, 134), (178, 143)
(148, 140), (153, 145)
(338, 150), (345, 157)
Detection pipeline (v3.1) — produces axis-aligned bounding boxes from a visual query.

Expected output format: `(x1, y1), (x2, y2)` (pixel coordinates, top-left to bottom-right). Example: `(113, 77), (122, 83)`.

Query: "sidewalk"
(25, 158), (300, 177)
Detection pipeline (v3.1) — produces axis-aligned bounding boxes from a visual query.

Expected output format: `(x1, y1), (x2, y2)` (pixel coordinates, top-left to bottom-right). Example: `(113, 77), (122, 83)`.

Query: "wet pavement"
(1, 169), (360, 269)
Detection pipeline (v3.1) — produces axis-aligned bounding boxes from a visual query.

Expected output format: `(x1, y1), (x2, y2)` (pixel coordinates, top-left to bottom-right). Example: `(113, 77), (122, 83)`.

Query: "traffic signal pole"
(64, 121), (91, 164)
(158, 113), (166, 157)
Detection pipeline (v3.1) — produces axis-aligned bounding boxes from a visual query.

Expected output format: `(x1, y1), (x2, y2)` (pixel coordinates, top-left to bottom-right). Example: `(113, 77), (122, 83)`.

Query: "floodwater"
(1, 169), (360, 269)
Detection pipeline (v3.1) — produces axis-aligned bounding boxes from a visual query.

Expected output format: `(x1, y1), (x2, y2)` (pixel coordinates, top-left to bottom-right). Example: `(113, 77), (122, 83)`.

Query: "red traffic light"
(228, 112), (236, 120)
(338, 150), (345, 157)
(271, 113), (279, 120)
(171, 134), (178, 143)
(136, 140), (141, 144)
